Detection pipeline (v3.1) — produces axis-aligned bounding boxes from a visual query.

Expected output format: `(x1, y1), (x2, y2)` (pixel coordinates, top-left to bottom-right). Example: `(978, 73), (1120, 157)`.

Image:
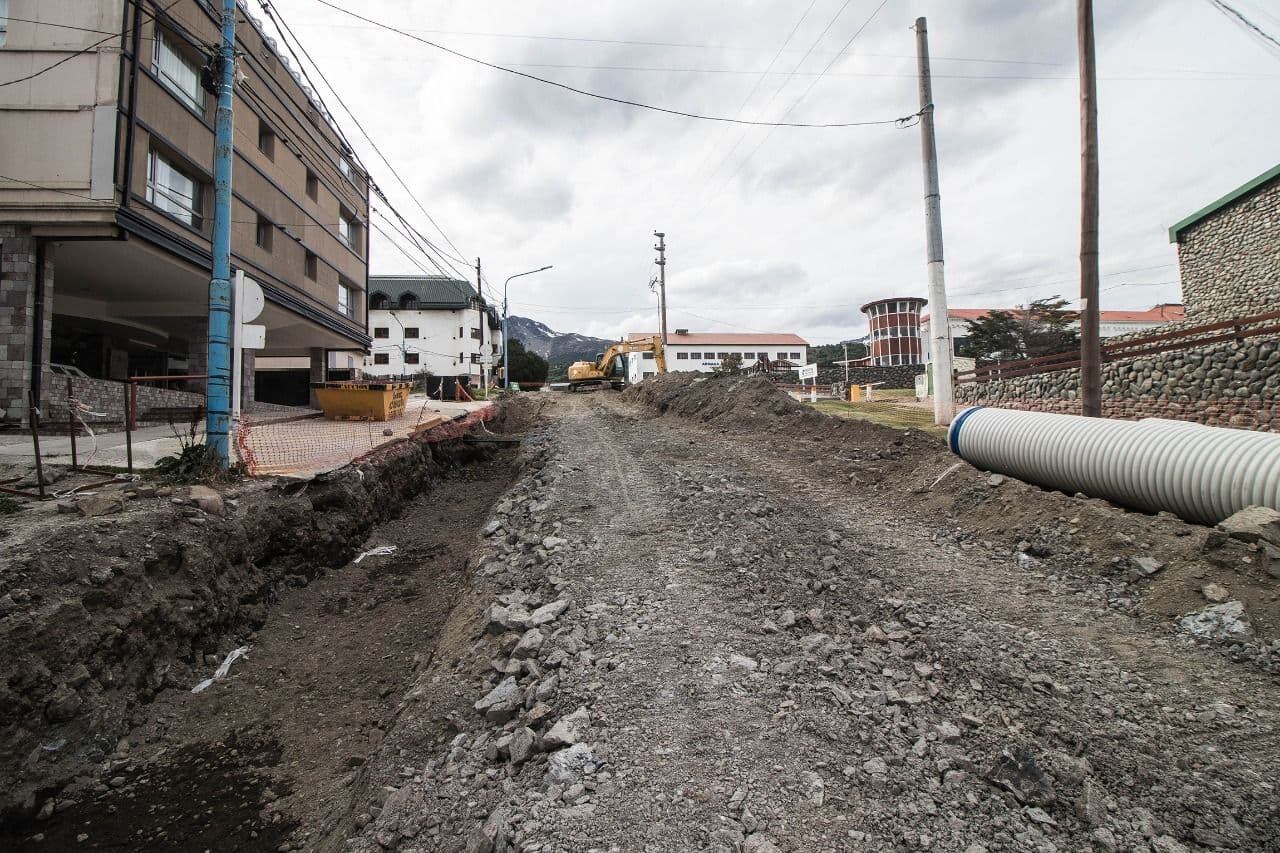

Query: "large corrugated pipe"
(948, 407), (1280, 526)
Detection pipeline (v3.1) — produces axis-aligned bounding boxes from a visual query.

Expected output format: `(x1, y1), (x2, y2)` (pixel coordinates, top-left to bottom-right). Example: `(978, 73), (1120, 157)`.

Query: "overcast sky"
(266, 0), (1280, 344)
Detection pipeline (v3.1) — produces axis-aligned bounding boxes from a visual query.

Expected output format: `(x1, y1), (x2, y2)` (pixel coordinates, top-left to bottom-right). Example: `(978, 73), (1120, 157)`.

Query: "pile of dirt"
(624, 373), (1280, 659)
(488, 392), (556, 434)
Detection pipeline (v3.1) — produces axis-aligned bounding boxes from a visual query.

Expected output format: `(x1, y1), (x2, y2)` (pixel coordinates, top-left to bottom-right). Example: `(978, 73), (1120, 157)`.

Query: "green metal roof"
(368, 275), (477, 309)
(1168, 162), (1280, 243)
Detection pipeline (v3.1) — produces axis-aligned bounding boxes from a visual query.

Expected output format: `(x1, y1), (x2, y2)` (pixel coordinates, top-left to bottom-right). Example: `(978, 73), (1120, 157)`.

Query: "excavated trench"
(0, 420), (526, 850)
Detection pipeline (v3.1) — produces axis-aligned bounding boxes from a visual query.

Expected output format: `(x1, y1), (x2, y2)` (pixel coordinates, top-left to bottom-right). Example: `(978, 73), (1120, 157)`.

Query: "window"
(369, 291), (388, 310)
(258, 118), (275, 159)
(675, 352), (688, 360)
(373, 353), (389, 365)
(340, 157), (354, 182)
(689, 352), (702, 359)
(397, 292), (418, 310)
(403, 327), (419, 339)
(790, 352), (801, 360)
(405, 352), (420, 365)
(338, 281), (356, 319)
(642, 352), (654, 360)
(743, 352), (756, 360)
(304, 251), (317, 280)
(471, 353), (481, 364)
(255, 214), (273, 251)
(717, 352), (729, 359)
(338, 208), (361, 254)
(373, 327), (389, 339)
(305, 170), (319, 201)
(146, 150), (203, 227)
(470, 327), (482, 340)
(153, 29), (203, 113)
(458, 352), (464, 364)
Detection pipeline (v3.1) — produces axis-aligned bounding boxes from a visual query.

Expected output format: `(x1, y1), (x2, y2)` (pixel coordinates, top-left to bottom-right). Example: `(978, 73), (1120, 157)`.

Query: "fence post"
(28, 391), (46, 499)
(124, 381), (134, 475)
(67, 376), (78, 470)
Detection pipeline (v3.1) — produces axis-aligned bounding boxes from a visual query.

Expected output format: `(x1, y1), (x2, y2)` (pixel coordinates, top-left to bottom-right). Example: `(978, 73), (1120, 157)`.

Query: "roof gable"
(369, 275), (477, 309)
(1169, 162), (1280, 242)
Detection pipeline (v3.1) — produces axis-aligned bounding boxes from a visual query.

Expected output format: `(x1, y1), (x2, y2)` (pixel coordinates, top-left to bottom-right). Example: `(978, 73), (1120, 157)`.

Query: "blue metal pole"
(206, 0), (237, 464)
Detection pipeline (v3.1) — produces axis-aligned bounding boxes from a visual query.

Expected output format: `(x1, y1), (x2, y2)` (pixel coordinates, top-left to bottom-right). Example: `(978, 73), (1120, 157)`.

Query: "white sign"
(240, 323), (266, 350)
(798, 363), (818, 381)
(232, 271), (267, 424)
(238, 275), (265, 323)
(478, 354), (494, 366)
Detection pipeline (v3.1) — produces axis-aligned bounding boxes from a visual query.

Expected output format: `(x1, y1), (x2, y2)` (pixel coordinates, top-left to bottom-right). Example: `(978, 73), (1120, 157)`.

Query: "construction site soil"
(2, 376), (1278, 852)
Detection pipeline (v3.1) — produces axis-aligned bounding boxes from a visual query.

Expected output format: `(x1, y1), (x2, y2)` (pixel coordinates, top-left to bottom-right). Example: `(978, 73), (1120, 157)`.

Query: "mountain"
(506, 316), (614, 364)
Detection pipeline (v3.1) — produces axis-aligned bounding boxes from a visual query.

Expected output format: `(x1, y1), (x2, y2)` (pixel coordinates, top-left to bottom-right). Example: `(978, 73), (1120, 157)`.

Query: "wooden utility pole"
(653, 231), (668, 344)
(915, 18), (954, 426)
(1078, 0), (1102, 417)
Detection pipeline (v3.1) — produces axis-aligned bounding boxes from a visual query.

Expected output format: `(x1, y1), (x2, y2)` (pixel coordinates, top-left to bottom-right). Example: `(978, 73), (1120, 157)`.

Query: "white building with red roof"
(920, 304), (1185, 360)
(623, 330), (808, 383)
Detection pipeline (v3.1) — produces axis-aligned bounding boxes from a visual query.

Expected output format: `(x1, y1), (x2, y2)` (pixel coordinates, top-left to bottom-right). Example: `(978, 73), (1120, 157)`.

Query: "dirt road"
(345, 388), (1279, 852)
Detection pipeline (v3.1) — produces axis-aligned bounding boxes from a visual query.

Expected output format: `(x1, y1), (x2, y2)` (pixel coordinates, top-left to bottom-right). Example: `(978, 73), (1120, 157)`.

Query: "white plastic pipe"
(948, 407), (1280, 525)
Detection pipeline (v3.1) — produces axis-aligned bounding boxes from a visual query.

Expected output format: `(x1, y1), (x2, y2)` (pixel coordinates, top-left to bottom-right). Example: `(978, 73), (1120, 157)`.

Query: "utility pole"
(914, 17), (954, 427)
(653, 231), (668, 344)
(843, 342), (849, 384)
(1078, 0), (1102, 417)
(206, 0), (237, 465)
(476, 257), (488, 393)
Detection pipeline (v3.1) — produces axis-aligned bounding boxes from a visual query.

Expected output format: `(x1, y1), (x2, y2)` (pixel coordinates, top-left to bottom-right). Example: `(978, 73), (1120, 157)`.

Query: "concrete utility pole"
(476, 257), (488, 393)
(502, 265), (553, 388)
(206, 0), (237, 465)
(1078, 0), (1102, 417)
(653, 231), (668, 344)
(915, 17), (955, 426)
(843, 342), (850, 384)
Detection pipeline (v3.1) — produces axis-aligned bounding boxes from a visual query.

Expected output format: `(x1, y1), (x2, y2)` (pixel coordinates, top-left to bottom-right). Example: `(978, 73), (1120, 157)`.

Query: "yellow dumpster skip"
(311, 381), (411, 421)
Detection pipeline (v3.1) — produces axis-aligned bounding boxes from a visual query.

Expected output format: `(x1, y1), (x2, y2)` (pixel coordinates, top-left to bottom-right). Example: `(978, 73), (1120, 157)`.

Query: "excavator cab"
(567, 336), (666, 391)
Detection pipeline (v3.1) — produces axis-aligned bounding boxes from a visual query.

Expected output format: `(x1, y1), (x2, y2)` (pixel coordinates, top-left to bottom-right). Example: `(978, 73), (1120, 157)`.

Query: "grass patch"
(0, 496), (24, 515)
(808, 399), (947, 437)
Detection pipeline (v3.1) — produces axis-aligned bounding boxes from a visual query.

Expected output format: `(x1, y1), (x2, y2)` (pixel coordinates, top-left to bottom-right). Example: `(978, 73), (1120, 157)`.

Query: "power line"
(303, 0), (920, 129)
(0, 0), (186, 88)
(258, 0), (474, 270)
(1205, 0), (1280, 58)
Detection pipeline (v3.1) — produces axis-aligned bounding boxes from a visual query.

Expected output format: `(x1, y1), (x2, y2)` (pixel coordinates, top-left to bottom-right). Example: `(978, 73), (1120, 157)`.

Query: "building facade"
(920, 304), (1186, 360)
(0, 0), (370, 421)
(624, 331), (808, 384)
(860, 297), (925, 366)
(363, 275), (501, 383)
(1169, 162), (1280, 322)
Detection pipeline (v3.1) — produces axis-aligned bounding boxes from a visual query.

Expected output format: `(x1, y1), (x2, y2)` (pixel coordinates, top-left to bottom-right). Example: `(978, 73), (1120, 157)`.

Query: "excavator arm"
(568, 336), (667, 389)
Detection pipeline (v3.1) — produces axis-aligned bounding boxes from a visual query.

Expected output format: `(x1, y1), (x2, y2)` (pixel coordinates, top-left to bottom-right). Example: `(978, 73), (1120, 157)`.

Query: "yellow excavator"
(567, 336), (667, 391)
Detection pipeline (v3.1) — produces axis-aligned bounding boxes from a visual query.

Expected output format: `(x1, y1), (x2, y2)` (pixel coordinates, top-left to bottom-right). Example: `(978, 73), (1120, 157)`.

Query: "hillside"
(506, 316), (613, 364)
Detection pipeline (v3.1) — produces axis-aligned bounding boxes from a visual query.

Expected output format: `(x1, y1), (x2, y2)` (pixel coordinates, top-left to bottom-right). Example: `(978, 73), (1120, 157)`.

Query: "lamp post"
(503, 265), (553, 388)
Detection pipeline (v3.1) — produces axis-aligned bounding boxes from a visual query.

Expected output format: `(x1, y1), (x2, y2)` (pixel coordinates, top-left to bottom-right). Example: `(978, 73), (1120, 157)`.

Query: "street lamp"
(503, 265), (553, 388)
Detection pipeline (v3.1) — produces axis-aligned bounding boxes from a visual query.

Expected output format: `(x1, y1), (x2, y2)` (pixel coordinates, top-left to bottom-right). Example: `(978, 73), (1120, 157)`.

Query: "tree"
(506, 338), (549, 384)
(716, 353), (743, 374)
(962, 296), (1080, 363)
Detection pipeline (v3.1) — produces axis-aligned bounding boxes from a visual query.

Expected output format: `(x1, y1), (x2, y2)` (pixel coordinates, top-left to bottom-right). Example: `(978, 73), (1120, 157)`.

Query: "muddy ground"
(3, 379), (1279, 852)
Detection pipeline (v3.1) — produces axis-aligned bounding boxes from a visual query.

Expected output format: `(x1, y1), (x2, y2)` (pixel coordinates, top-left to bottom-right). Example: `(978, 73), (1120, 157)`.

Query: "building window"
(790, 352), (801, 359)
(255, 214), (273, 251)
(470, 327), (482, 340)
(338, 208), (361, 254)
(398, 292), (418, 310)
(258, 118), (275, 159)
(471, 353), (481, 364)
(304, 251), (317, 280)
(146, 150), (203, 228)
(717, 352), (728, 359)
(675, 352), (688, 360)
(340, 157), (354, 182)
(306, 170), (319, 200)
(373, 327), (389, 339)
(404, 327), (419, 339)
(642, 351), (654, 360)
(743, 352), (756, 359)
(153, 29), (203, 113)
(689, 352), (702, 359)
(369, 291), (388, 310)
(373, 353), (389, 365)
(405, 352), (420, 365)
(338, 280), (357, 320)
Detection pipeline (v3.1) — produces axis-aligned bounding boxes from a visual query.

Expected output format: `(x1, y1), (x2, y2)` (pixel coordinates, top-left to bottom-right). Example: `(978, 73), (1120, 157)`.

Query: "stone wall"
(816, 364), (925, 388)
(956, 335), (1280, 432)
(1176, 172), (1280, 322)
(43, 373), (205, 429)
(1, 228), (53, 423)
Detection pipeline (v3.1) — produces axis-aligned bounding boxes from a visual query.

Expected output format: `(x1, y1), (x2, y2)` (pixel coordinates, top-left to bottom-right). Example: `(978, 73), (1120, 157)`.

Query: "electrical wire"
(0, 0), (186, 88)
(302, 0), (920, 129)
(1205, 0), (1280, 57)
(258, 0), (474, 270)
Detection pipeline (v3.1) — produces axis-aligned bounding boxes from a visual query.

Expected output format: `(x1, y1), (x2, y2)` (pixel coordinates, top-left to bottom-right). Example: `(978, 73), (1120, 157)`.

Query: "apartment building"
(0, 0), (370, 421)
(362, 275), (502, 383)
(624, 331), (809, 383)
